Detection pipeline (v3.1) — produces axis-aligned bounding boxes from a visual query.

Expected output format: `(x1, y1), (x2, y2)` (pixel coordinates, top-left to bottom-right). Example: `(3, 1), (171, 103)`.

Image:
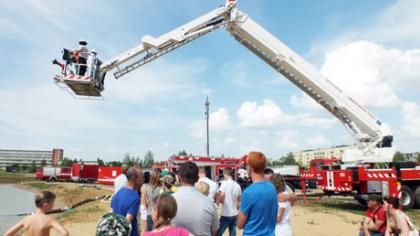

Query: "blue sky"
(0, 0), (419, 162)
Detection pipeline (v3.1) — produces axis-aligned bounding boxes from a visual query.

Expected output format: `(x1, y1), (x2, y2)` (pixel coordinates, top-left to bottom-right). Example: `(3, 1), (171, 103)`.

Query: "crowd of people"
(4, 151), (418, 236)
(103, 151), (297, 236)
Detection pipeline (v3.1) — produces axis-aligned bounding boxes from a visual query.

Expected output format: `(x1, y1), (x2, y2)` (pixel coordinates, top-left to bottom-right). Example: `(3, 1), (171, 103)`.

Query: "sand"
(49, 203), (362, 236)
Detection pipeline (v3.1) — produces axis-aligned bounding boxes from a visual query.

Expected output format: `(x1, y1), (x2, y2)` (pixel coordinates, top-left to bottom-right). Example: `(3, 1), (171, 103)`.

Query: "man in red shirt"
(360, 194), (387, 236)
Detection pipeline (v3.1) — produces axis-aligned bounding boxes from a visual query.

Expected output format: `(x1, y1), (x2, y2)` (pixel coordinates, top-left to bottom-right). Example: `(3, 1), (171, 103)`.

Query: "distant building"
(0, 149), (63, 169)
(404, 152), (419, 162)
(292, 145), (354, 166)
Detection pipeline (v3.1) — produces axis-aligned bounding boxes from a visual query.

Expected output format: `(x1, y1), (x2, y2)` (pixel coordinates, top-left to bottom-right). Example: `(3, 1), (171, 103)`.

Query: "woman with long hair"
(142, 194), (193, 236)
(270, 173), (293, 236)
(384, 197), (418, 236)
(145, 172), (162, 231)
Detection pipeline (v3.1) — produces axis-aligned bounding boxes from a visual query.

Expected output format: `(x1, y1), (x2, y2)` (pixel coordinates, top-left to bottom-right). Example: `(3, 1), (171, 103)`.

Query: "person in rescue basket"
(76, 39), (89, 75)
(237, 151), (278, 236)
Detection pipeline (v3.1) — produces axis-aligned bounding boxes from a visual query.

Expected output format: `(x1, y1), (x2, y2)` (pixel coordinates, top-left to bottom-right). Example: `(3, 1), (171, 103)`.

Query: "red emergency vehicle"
(35, 166), (72, 181)
(300, 159), (420, 209)
(71, 163), (99, 183)
(97, 166), (121, 185)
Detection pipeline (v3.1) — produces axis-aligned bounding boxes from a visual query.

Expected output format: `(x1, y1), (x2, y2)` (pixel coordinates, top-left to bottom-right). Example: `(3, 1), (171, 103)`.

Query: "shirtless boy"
(4, 191), (69, 236)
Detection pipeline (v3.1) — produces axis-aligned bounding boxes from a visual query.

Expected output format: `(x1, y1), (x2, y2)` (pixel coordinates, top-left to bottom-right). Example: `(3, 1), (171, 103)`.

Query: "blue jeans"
(216, 215), (237, 236)
(147, 215), (153, 231)
(359, 231), (384, 236)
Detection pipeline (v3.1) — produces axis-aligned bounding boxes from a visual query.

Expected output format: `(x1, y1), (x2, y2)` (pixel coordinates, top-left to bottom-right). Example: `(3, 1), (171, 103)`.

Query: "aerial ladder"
(53, 0), (395, 164)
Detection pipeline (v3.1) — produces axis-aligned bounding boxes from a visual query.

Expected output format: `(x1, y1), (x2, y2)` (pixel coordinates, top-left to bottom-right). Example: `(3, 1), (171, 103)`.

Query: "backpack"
(96, 213), (131, 236)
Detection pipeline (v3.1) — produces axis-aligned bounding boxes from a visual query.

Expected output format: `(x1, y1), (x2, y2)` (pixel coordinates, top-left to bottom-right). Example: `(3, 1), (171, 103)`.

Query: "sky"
(0, 0), (419, 162)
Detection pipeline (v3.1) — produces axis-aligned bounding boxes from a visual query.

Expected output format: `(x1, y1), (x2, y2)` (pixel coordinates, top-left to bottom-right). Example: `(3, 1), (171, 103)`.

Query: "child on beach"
(142, 193), (193, 236)
(4, 191), (69, 236)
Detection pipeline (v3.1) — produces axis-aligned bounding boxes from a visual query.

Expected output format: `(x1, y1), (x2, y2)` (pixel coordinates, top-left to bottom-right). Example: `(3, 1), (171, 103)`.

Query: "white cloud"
(190, 108), (232, 137)
(305, 134), (332, 148)
(0, 85), (111, 138)
(107, 59), (208, 104)
(367, 0), (420, 45)
(320, 41), (420, 107)
(274, 131), (299, 149)
(295, 113), (338, 129)
(290, 93), (322, 110)
(237, 99), (291, 128)
(401, 102), (420, 138)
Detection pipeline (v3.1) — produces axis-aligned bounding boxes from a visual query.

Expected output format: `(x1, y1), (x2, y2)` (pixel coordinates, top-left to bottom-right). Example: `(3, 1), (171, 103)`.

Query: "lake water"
(0, 184), (36, 234)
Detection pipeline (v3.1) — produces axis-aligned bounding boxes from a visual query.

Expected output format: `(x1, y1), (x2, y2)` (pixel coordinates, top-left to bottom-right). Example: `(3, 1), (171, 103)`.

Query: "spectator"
(111, 167), (144, 236)
(4, 191), (69, 236)
(145, 172), (162, 231)
(140, 171), (151, 233)
(197, 167), (219, 201)
(270, 174), (292, 236)
(264, 168), (296, 206)
(360, 194), (387, 236)
(160, 173), (176, 195)
(173, 162), (219, 236)
(142, 193), (194, 236)
(196, 181), (210, 196)
(75, 39), (89, 76)
(114, 164), (129, 193)
(237, 151), (277, 236)
(216, 168), (241, 236)
(264, 168), (274, 180)
(383, 197), (418, 236)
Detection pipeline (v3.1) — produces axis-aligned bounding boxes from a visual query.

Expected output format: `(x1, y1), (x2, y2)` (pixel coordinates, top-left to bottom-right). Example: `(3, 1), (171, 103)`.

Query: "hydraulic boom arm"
(92, 0), (394, 163)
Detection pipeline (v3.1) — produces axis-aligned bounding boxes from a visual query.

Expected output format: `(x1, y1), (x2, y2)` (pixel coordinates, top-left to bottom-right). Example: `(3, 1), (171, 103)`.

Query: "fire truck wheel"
(49, 176), (57, 182)
(414, 186), (420, 209)
(401, 185), (414, 209)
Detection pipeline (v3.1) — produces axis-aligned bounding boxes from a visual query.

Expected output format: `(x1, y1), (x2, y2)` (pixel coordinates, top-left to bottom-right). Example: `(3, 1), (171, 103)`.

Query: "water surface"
(0, 184), (36, 234)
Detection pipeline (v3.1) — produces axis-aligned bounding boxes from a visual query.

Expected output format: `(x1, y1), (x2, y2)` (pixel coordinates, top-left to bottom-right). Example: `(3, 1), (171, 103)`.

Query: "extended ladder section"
(227, 11), (395, 163)
(97, 5), (232, 80)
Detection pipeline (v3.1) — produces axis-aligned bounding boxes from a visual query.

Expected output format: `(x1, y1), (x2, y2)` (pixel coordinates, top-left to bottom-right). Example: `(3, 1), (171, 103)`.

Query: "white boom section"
(227, 11), (395, 163)
(95, 2), (394, 163)
(98, 4), (233, 80)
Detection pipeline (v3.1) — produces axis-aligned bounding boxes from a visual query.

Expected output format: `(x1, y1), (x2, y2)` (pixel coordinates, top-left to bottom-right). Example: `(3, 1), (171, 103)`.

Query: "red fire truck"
(301, 159), (420, 209)
(97, 166), (121, 185)
(158, 155), (240, 180)
(35, 166), (72, 181)
(71, 163), (99, 183)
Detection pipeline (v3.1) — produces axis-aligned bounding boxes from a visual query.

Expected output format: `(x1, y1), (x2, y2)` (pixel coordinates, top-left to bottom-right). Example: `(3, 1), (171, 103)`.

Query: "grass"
(0, 170), (33, 183)
(82, 205), (102, 213)
(57, 209), (76, 220)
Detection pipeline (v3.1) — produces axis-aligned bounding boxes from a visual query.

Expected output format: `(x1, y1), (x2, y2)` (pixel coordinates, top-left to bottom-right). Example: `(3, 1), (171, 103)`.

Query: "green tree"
(178, 150), (187, 156)
(21, 164), (29, 171)
(97, 158), (105, 166)
(41, 159), (47, 167)
(393, 152), (406, 162)
(60, 157), (75, 167)
(279, 152), (296, 165)
(122, 153), (133, 166)
(144, 151), (155, 168)
(29, 160), (37, 173)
